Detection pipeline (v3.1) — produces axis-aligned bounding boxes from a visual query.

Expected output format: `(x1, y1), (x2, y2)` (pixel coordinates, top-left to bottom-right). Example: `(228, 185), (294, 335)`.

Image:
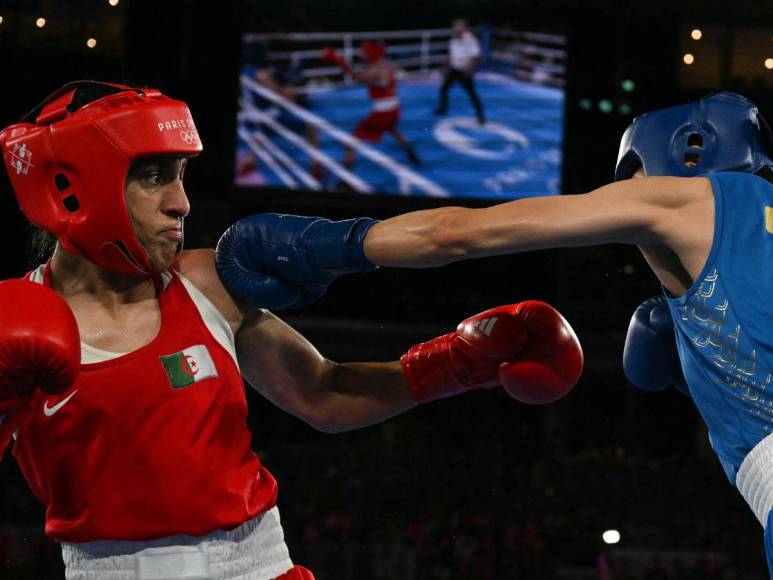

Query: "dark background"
(0, 0), (772, 578)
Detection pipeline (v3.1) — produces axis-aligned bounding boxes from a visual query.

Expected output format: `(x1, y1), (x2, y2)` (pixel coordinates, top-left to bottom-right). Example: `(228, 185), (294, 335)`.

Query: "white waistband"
(372, 96), (399, 112)
(61, 507), (293, 580)
(736, 433), (773, 528)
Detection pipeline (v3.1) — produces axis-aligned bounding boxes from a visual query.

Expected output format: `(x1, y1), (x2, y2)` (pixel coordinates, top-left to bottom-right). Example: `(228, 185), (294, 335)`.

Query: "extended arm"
(234, 301), (582, 432)
(363, 176), (712, 268)
(212, 176), (712, 307)
(321, 48), (381, 85)
(178, 250), (414, 432)
(196, 241), (582, 430)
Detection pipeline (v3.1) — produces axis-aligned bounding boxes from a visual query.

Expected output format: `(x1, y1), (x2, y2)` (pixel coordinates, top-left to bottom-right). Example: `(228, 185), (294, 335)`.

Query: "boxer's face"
(125, 156), (190, 272)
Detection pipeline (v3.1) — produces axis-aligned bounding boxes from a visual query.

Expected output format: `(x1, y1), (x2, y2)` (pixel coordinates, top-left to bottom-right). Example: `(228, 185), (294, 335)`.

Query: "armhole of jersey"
(175, 271), (239, 367)
(664, 174), (724, 305)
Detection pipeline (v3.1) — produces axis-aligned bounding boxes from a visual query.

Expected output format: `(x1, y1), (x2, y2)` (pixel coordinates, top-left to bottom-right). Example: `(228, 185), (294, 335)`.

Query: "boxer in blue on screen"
(218, 92), (773, 573)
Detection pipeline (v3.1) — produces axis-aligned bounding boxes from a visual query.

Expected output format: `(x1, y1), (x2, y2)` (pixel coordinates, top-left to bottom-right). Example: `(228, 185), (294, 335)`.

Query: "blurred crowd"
(0, 399), (768, 579)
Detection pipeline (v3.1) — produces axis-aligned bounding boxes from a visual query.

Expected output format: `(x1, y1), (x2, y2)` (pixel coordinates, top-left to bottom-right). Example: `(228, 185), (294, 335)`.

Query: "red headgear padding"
(0, 81), (203, 276)
(360, 41), (385, 63)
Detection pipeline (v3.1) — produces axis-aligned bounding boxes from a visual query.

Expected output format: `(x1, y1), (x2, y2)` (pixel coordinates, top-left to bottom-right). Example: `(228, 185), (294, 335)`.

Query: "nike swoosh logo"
(43, 390), (78, 417)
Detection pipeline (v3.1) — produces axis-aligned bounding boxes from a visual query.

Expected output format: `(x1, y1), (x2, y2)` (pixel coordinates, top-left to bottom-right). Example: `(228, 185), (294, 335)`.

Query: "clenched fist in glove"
(215, 213), (378, 310)
(0, 279), (80, 456)
(623, 294), (688, 394)
(401, 300), (583, 405)
(321, 47), (353, 74)
(0, 279), (80, 397)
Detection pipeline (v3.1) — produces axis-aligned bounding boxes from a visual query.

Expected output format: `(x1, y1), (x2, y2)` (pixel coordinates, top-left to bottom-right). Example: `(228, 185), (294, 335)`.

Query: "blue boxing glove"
(623, 294), (689, 395)
(215, 213), (379, 310)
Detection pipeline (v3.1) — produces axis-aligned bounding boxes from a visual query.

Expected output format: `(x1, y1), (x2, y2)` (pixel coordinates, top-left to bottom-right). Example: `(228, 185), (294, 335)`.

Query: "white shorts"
(737, 432), (773, 528)
(60, 507), (293, 580)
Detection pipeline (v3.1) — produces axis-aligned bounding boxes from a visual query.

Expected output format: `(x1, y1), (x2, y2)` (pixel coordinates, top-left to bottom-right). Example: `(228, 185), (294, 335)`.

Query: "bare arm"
(234, 311), (416, 433)
(176, 249), (416, 433)
(363, 176), (713, 269)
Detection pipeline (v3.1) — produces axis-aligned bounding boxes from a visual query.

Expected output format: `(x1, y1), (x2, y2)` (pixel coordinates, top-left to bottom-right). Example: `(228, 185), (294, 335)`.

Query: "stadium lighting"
(598, 99), (613, 114)
(35, 17), (46, 28)
(765, 58), (773, 70)
(691, 29), (703, 40)
(683, 53), (695, 65)
(602, 529), (621, 544)
(87, 38), (97, 48)
(109, 0), (120, 5)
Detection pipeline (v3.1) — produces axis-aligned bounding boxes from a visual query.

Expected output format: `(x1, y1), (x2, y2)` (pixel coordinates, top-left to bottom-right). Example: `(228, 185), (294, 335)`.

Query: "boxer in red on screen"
(323, 41), (421, 171)
(0, 81), (581, 578)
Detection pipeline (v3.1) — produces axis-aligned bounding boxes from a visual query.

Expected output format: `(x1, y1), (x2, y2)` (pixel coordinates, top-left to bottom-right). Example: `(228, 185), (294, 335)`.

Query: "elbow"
(286, 391), (342, 433)
(426, 210), (475, 263)
(293, 363), (351, 434)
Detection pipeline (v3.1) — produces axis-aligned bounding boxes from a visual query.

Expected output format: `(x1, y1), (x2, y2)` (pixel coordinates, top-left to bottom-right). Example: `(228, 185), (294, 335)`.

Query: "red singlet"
(355, 65), (401, 142)
(10, 267), (277, 542)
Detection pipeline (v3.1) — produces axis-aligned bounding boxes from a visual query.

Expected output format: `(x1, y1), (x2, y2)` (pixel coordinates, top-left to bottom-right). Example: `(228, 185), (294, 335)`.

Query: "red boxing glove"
(321, 47), (353, 74)
(0, 279), (80, 398)
(401, 301), (583, 405)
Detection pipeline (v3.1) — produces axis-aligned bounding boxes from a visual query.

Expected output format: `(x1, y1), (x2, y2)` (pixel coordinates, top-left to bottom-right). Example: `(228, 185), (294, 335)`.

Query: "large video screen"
(236, 26), (566, 200)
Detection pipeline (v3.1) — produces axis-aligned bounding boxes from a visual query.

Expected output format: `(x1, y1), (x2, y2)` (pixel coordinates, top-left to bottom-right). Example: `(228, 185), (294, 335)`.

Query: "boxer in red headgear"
(2, 81), (202, 275)
(0, 81), (583, 578)
(322, 40), (421, 172)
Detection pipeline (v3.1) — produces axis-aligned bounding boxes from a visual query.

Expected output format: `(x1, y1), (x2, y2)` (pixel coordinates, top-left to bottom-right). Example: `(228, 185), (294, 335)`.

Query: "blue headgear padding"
(614, 92), (773, 180)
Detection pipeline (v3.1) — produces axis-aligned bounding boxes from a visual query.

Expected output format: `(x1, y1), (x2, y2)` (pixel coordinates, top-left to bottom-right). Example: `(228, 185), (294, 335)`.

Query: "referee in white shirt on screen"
(434, 18), (486, 125)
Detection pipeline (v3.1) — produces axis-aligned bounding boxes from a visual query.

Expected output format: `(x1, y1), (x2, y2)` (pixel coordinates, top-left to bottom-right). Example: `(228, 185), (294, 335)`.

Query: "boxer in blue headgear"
(217, 91), (773, 573)
(618, 92), (773, 393)
(615, 92), (773, 574)
(615, 91), (773, 180)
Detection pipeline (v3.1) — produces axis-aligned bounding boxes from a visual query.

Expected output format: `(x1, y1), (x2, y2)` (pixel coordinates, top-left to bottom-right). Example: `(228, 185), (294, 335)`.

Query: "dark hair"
(21, 81), (139, 123)
(27, 226), (57, 269)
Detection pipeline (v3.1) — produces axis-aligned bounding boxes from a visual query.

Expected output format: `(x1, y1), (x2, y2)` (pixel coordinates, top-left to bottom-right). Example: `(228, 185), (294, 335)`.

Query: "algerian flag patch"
(160, 345), (218, 389)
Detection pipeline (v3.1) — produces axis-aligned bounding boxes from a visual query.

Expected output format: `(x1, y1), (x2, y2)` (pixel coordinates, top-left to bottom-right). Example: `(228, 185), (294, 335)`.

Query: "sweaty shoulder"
(175, 249), (244, 333)
(613, 175), (712, 207)
(596, 175), (713, 240)
(634, 176), (714, 234)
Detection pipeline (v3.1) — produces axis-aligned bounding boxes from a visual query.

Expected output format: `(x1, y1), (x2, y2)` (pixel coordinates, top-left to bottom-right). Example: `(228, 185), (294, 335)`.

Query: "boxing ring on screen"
(236, 27), (567, 199)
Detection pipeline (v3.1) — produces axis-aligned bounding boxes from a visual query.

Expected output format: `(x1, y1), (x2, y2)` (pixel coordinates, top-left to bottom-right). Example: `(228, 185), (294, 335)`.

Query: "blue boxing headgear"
(614, 92), (773, 181)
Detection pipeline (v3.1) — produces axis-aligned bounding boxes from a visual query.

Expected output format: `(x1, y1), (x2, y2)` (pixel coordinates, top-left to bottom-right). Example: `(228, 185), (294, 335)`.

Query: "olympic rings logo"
(180, 130), (198, 145)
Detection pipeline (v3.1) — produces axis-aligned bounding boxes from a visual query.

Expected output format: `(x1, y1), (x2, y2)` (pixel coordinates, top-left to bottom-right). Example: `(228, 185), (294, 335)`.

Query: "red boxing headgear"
(360, 41), (385, 63)
(0, 81), (203, 276)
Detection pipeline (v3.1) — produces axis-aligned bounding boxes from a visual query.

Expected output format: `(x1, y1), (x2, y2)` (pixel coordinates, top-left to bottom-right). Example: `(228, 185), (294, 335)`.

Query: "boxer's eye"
(129, 158), (185, 187)
(142, 167), (176, 186)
